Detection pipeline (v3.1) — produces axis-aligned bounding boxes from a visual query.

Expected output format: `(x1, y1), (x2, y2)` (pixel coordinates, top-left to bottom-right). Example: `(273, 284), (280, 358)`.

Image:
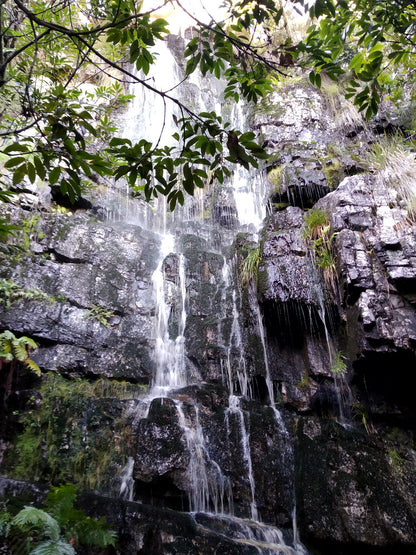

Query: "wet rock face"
(0, 209), (158, 381)
(253, 80), (367, 208)
(316, 175), (416, 421)
(296, 420), (416, 550)
(134, 398), (189, 485)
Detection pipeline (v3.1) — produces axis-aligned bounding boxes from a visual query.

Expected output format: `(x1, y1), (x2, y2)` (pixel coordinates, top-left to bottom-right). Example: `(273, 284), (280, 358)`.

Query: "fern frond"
(25, 359), (41, 376)
(12, 507), (60, 542)
(6, 529), (31, 555)
(0, 330), (15, 342)
(0, 333), (13, 357)
(45, 485), (78, 525)
(22, 337), (38, 349)
(29, 539), (75, 555)
(11, 340), (29, 362)
(0, 510), (12, 535)
(73, 517), (117, 548)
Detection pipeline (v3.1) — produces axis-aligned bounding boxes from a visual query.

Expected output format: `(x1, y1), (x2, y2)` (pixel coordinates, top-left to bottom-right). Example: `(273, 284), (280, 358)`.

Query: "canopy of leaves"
(0, 0), (292, 214)
(294, 0), (416, 120)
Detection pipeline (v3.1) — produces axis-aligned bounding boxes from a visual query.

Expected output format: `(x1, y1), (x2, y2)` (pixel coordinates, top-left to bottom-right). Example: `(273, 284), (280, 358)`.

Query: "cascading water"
(113, 23), (307, 553)
(153, 238), (187, 395)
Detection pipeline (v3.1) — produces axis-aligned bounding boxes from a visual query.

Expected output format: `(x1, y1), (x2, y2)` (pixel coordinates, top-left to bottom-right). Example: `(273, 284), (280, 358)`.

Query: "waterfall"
(113, 27), (306, 553)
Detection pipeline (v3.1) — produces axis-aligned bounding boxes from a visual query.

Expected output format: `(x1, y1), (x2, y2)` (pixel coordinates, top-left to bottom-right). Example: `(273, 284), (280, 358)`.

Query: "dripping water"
(177, 403), (233, 514)
(226, 395), (258, 521)
(119, 456), (135, 501)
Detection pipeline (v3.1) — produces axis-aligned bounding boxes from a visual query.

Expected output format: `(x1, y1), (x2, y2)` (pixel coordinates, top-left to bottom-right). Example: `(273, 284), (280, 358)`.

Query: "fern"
(0, 510), (11, 536)
(72, 516), (117, 548)
(45, 484), (117, 548)
(0, 331), (41, 376)
(30, 540), (75, 555)
(45, 485), (77, 525)
(11, 507), (60, 542)
(12, 340), (30, 362)
(25, 359), (41, 376)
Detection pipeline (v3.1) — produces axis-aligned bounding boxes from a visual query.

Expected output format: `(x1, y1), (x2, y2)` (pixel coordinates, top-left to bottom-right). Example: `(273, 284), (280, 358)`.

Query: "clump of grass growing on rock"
(365, 134), (416, 222)
(303, 208), (338, 292)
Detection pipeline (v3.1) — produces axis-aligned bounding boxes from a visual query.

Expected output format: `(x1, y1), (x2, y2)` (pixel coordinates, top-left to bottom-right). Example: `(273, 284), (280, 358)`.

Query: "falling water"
(112, 26), (307, 552)
(177, 403), (233, 514)
(153, 237), (187, 395)
(119, 456), (135, 501)
(254, 299), (288, 435)
(226, 395), (258, 521)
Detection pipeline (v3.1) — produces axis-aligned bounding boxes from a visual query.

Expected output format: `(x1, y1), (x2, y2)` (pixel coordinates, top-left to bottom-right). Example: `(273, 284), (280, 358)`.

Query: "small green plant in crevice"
(295, 372), (311, 390)
(303, 208), (338, 291)
(20, 215), (45, 252)
(0, 278), (53, 308)
(303, 207), (328, 240)
(388, 449), (404, 471)
(0, 483), (117, 555)
(352, 401), (375, 434)
(267, 164), (288, 195)
(330, 350), (347, 377)
(84, 304), (115, 327)
(0, 330), (40, 377)
(240, 246), (262, 287)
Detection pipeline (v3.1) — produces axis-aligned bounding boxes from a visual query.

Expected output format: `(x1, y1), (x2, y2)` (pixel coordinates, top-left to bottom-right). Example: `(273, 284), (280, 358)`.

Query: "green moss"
(388, 449), (404, 471)
(296, 373), (311, 390)
(6, 373), (143, 491)
(322, 158), (344, 190)
(256, 268), (269, 297)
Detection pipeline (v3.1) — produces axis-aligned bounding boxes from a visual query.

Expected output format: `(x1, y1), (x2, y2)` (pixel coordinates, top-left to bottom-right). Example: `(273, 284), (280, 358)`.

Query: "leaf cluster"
(240, 246), (262, 287)
(0, 278), (53, 308)
(294, 0), (416, 119)
(110, 111), (268, 210)
(0, 330), (40, 376)
(303, 208), (338, 290)
(85, 303), (115, 327)
(0, 0), (280, 215)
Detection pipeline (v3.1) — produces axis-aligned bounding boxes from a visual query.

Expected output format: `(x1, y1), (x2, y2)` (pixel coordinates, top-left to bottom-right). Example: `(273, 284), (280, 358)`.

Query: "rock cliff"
(1, 60), (416, 555)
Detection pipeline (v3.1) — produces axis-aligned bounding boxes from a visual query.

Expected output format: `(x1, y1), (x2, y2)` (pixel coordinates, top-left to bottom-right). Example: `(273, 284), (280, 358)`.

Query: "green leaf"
(3, 143), (30, 154)
(185, 53), (201, 76)
(34, 156), (47, 180)
(26, 161), (36, 184)
(4, 156), (26, 168)
(12, 164), (27, 186)
(49, 166), (61, 186)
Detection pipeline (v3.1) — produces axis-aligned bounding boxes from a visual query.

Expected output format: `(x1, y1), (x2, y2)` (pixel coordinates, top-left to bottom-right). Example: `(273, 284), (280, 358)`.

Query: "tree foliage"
(2, 0), (413, 219)
(295, 0), (416, 120)
(0, 0), (290, 214)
